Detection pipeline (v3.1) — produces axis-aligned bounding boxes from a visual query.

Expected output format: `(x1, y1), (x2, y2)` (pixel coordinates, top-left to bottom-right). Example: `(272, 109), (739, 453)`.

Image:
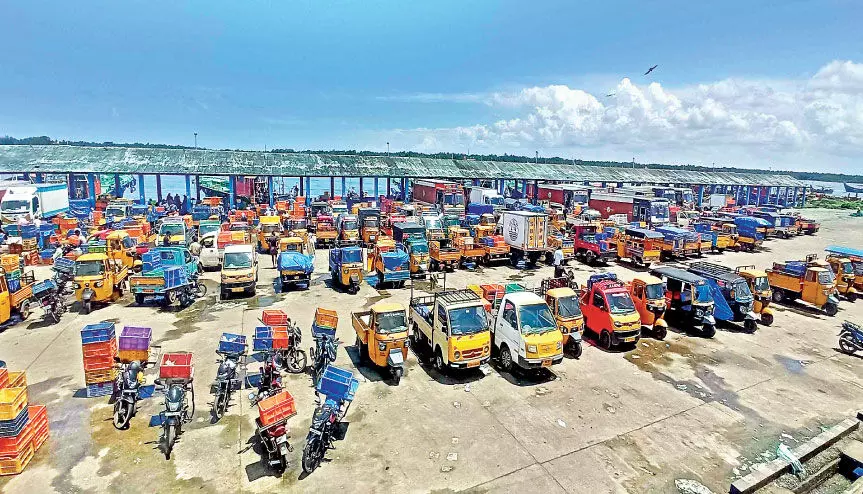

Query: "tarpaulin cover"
(381, 248), (409, 271)
(277, 252), (314, 273)
(706, 278), (735, 321)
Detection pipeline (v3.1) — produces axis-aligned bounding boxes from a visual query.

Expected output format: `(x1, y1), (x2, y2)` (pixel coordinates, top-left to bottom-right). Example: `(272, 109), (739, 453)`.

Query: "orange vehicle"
(449, 228), (484, 267)
(579, 273), (641, 349)
(315, 215), (338, 248)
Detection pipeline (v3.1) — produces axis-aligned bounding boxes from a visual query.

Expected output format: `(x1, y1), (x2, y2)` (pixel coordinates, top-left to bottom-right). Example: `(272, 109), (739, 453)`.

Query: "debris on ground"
(446, 452), (458, 461)
(674, 478), (715, 494)
(557, 419), (567, 428)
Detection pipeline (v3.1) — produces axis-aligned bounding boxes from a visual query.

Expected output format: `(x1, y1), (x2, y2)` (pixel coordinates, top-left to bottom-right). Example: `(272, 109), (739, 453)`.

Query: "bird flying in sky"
(644, 64), (658, 75)
(605, 92), (615, 97)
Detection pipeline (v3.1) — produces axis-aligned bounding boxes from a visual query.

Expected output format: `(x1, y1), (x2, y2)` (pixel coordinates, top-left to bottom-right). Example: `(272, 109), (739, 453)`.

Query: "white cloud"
(385, 60), (863, 171)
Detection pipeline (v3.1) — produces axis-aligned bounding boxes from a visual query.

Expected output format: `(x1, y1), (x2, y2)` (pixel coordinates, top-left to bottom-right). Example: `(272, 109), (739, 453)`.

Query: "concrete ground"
(1, 208), (861, 494)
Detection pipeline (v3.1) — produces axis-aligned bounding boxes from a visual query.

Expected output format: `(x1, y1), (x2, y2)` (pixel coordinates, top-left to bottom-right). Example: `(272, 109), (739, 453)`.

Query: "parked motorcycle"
(112, 359), (146, 430)
(255, 352), (283, 402)
(839, 321), (863, 355)
(277, 320), (307, 374)
(309, 334), (339, 384)
(154, 378), (194, 459)
(248, 391), (294, 475)
(35, 281), (67, 324)
(302, 400), (339, 474)
(211, 352), (242, 420)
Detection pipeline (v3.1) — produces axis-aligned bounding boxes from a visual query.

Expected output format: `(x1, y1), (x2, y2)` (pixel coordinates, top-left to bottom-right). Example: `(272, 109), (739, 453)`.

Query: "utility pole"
(535, 151), (539, 164)
(387, 142), (390, 157)
(194, 132), (198, 150)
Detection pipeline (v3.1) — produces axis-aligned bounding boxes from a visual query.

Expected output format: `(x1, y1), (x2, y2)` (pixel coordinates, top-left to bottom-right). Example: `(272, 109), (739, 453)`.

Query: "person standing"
(267, 232), (279, 267)
(553, 245), (565, 278)
(189, 236), (202, 257)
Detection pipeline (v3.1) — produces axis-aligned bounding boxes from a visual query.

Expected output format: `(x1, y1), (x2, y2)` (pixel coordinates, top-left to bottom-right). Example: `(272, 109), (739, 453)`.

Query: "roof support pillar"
(697, 185), (704, 208)
(268, 176), (274, 206)
(156, 174), (163, 202)
(185, 175), (191, 201)
(386, 178), (391, 198)
(402, 178), (407, 200)
(792, 187), (798, 208)
(299, 176), (304, 196)
(330, 177), (335, 198)
(341, 177), (346, 197)
(374, 177), (379, 200)
(87, 173), (97, 201)
(195, 176), (201, 202)
(742, 185), (749, 206)
(138, 174), (145, 204)
(113, 174), (121, 198)
(33, 173), (43, 184)
(228, 175), (236, 208)
(533, 180), (539, 204)
(801, 187), (807, 208)
(359, 177), (363, 197)
(305, 177), (311, 204)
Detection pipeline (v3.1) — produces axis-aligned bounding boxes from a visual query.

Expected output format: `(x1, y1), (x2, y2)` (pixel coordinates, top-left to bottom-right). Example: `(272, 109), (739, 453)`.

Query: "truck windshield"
(606, 292), (635, 314)
(424, 219), (441, 229)
(410, 243), (429, 254)
(753, 276), (770, 292)
(695, 284), (712, 303)
(342, 249), (362, 263)
(159, 224), (184, 236)
(731, 280), (753, 302)
(558, 296), (582, 317)
(1, 200), (29, 212)
(199, 224), (220, 236)
(342, 220), (358, 230)
(377, 311), (407, 334)
(842, 261), (854, 274)
(448, 306), (487, 335)
(363, 218), (379, 228)
(224, 252), (252, 269)
(75, 261), (105, 276)
(651, 203), (670, 221)
(818, 270), (835, 285)
(489, 196), (504, 206)
(518, 304), (556, 334)
(645, 283), (666, 300)
(106, 206), (126, 217)
(573, 193), (589, 204)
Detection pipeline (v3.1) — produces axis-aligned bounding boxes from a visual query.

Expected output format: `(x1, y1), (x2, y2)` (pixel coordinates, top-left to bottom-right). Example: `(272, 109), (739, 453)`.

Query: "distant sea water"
(801, 180), (848, 196)
(128, 176), (373, 202)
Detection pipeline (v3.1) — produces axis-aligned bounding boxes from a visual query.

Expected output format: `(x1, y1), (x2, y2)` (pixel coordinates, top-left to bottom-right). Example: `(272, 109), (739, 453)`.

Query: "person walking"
(553, 245), (565, 278)
(267, 232), (279, 267)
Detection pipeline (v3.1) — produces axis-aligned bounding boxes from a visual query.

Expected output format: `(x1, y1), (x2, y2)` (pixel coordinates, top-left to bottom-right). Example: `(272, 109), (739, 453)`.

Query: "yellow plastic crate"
(118, 349), (149, 364)
(0, 442), (35, 476)
(84, 368), (117, 385)
(0, 387), (28, 422)
(7, 372), (25, 389)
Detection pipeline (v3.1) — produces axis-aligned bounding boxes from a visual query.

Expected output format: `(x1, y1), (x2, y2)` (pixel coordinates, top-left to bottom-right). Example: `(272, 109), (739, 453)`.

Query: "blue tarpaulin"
(381, 248), (409, 271)
(706, 279), (735, 321)
(277, 252), (314, 272)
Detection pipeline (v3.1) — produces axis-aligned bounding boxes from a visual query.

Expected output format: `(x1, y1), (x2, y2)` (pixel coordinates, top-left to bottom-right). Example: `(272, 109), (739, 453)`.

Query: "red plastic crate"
(159, 353), (193, 380)
(0, 442), (34, 476)
(0, 424), (34, 458)
(257, 390), (296, 426)
(82, 339), (117, 359)
(0, 368), (7, 389)
(271, 327), (290, 349)
(261, 309), (288, 326)
(82, 354), (115, 372)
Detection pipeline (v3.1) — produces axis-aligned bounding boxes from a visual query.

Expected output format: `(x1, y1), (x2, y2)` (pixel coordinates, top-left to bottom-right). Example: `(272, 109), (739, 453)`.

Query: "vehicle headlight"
(94, 281), (104, 288)
(378, 342), (386, 351)
(556, 341), (562, 350)
(613, 321), (622, 327)
(483, 345), (489, 355)
(166, 399), (181, 412)
(454, 351), (461, 360)
(73, 283), (81, 289)
(526, 344), (537, 353)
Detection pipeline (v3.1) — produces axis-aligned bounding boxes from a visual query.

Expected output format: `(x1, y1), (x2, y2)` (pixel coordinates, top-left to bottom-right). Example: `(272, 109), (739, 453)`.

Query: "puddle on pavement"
(773, 355), (806, 374)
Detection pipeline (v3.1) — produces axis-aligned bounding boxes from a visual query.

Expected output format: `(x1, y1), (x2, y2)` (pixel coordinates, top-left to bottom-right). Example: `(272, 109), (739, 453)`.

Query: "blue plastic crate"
(81, 322), (116, 345)
(20, 225), (38, 239)
(32, 279), (57, 297)
(163, 266), (188, 289)
(253, 326), (273, 351)
(85, 382), (114, 398)
(4, 225), (20, 237)
(0, 407), (29, 438)
(53, 257), (75, 274)
(218, 333), (247, 355)
(311, 323), (337, 340)
(141, 251), (162, 271)
(6, 279), (20, 293)
(316, 365), (358, 402)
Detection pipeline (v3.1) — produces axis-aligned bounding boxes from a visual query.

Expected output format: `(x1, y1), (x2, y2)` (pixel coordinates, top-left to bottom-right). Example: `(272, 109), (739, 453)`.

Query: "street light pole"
(387, 142), (390, 157)
(194, 133), (198, 150)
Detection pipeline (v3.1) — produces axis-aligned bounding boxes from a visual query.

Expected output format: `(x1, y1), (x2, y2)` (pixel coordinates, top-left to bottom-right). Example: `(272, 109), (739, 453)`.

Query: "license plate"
(467, 360), (481, 368)
(231, 287), (245, 292)
(624, 336), (636, 343)
(143, 289), (154, 294)
(541, 359), (552, 367)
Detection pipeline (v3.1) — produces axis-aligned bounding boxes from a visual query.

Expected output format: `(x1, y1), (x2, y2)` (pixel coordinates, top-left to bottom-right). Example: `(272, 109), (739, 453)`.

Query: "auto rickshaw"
(735, 265), (774, 325)
(103, 230), (142, 271)
(628, 274), (669, 340)
(73, 253), (130, 314)
(257, 216), (284, 252)
(648, 266), (716, 338)
(539, 277), (584, 357)
(820, 254), (858, 302)
(352, 302), (409, 384)
(289, 218), (310, 244)
(329, 246), (363, 294)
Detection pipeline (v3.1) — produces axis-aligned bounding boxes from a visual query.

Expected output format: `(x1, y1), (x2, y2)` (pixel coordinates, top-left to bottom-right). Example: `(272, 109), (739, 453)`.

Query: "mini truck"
(276, 237), (313, 290)
(579, 274), (641, 349)
(409, 289), (491, 372)
(368, 238), (411, 288)
(500, 211), (548, 266)
(358, 208), (381, 247)
(614, 227), (663, 265)
(220, 244), (259, 298)
(473, 225), (510, 265)
(489, 290), (564, 372)
(573, 223), (616, 265)
(767, 259), (839, 316)
(392, 223), (429, 278)
(352, 302), (409, 383)
(130, 247), (198, 306)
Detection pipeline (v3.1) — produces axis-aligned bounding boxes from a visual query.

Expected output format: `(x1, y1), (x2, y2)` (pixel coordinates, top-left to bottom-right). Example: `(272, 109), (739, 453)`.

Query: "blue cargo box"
(316, 365), (358, 402)
(81, 321), (116, 344)
(32, 279), (57, 297)
(163, 266), (188, 289)
(53, 257), (75, 274)
(253, 326), (273, 351)
(219, 333), (247, 355)
(311, 323), (337, 340)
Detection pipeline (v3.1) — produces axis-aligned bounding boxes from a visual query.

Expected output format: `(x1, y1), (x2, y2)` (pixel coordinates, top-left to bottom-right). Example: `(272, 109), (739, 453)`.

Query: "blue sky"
(2, 0), (862, 171)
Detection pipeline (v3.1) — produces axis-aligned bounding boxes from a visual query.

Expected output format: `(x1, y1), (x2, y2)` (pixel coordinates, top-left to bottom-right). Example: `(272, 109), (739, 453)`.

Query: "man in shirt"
(553, 246), (565, 278)
(189, 236), (202, 257)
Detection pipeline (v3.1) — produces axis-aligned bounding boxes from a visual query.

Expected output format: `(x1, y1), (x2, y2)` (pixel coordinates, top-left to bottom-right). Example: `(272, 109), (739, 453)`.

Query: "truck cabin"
(632, 198), (671, 226)
(589, 282), (637, 316)
(158, 220), (187, 244)
(105, 202), (131, 220)
(223, 247), (254, 270)
(259, 220), (283, 237)
(502, 297), (558, 335)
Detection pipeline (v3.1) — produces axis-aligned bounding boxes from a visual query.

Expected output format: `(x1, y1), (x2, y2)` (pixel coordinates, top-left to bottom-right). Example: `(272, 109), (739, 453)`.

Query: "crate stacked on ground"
(118, 326), (152, 364)
(0, 364), (50, 476)
(80, 322), (118, 398)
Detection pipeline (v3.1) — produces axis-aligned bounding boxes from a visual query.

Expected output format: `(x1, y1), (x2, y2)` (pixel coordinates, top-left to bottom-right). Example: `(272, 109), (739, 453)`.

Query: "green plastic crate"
(505, 283), (525, 293)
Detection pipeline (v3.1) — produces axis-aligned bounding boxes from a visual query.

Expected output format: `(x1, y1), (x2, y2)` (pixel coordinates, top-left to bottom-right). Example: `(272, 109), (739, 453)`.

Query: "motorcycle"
(839, 321), (863, 355)
(248, 391), (294, 475)
(154, 378), (194, 460)
(309, 334), (339, 384)
(255, 352), (283, 403)
(277, 320), (307, 374)
(188, 271), (208, 299)
(35, 281), (67, 324)
(302, 400), (339, 474)
(211, 352), (242, 420)
(112, 359), (146, 430)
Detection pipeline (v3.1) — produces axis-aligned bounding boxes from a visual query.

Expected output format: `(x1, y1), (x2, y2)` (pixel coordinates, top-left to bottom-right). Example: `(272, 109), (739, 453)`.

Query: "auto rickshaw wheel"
(599, 330), (612, 349)
(569, 340), (583, 359)
(825, 303), (838, 317)
(772, 290), (784, 303)
(355, 336), (367, 361)
(135, 294), (145, 305)
(392, 367), (403, 385)
(744, 319), (757, 333)
(701, 324), (716, 338)
(81, 300), (91, 315)
(839, 335), (858, 354)
(847, 292), (857, 302)
(654, 326), (667, 341)
(760, 312), (774, 326)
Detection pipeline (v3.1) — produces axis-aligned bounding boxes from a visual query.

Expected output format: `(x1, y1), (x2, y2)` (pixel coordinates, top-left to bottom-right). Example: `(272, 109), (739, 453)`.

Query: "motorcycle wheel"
(196, 282), (208, 298)
(163, 423), (176, 459)
(392, 367), (403, 385)
(48, 305), (62, 324)
(81, 300), (91, 315)
(113, 401), (130, 430)
(302, 439), (323, 474)
(839, 335), (858, 355)
(285, 349), (308, 374)
(214, 391), (227, 419)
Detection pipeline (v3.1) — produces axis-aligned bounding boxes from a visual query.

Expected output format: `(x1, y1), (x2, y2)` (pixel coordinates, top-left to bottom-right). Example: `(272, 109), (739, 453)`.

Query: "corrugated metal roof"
(0, 145), (806, 187)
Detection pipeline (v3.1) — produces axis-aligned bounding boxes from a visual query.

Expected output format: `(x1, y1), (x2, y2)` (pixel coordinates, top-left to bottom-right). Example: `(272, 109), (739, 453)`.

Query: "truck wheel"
(599, 330), (611, 349)
(825, 303), (838, 317)
(220, 290), (228, 300)
(135, 294), (145, 305)
(772, 290), (784, 303)
(355, 336), (366, 361)
(585, 251), (596, 265)
(498, 345), (513, 372)
(19, 300), (31, 320)
(483, 255), (490, 265)
(760, 312), (774, 326)
(434, 348), (445, 372)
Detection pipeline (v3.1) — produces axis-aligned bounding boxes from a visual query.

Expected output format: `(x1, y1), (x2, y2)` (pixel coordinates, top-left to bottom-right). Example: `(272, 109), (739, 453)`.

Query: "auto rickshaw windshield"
(410, 243), (429, 254)
(518, 304), (557, 334)
(261, 224), (281, 234)
(818, 270), (835, 285)
(753, 276), (770, 292)
(607, 292), (636, 314)
(224, 252), (253, 269)
(448, 306), (487, 335)
(159, 224), (184, 236)
(645, 283), (666, 300)
(364, 218), (379, 227)
(342, 249), (363, 263)
(557, 296), (582, 317)
(75, 260), (105, 277)
(342, 220), (358, 230)
(377, 311), (407, 334)
(106, 206), (126, 217)
(842, 261), (854, 274)
(731, 280), (753, 302)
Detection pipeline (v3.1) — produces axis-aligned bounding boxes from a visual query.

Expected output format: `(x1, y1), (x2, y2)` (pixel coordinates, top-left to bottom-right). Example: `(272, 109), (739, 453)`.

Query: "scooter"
(154, 378), (194, 460)
(309, 335), (339, 384)
(839, 321), (863, 355)
(112, 359), (145, 430)
(211, 352), (241, 420)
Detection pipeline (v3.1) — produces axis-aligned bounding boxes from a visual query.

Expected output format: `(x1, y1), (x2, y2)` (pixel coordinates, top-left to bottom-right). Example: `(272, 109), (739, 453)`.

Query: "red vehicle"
(412, 179), (465, 209)
(579, 274), (642, 349)
(536, 184), (590, 210)
(573, 224), (616, 265)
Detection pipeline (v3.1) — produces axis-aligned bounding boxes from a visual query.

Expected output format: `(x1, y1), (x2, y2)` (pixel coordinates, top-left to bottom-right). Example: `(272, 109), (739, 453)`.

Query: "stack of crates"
(311, 308), (338, 339)
(2, 256), (23, 294)
(80, 322), (118, 398)
(142, 251), (162, 273)
(0, 364), (49, 476)
(118, 326), (152, 363)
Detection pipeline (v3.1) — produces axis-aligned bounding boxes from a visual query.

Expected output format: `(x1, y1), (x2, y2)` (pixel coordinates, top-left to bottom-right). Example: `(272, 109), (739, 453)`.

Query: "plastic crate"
(257, 390), (297, 426)
(119, 326), (152, 351)
(4, 269), (21, 281)
(481, 284), (505, 301)
(0, 418), (35, 457)
(159, 352), (193, 380)
(84, 368), (116, 385)
(0, 368), (6, 389)
(0, 408), (29, 438)
(314, 308), (338, 329)
(505, 283), (525, 293)
(81, 339), (117, 360)
(31, 279), (57, 298)
(261, 310), (288, 326)
(163, 266), (188, 289)
(84, 381), (114, 398)
(253, 327), (273, 351)
(0, 388), (27, 422)
(6, 373), (24, 389)
(218, 333), (247, 355)
(83, 354), (116, 372)
(316, 365), (358, 402)
(118, 349), (149, 363)
(52, 257), (75, 275)
(0, 442), (34, 476)
(311, 323), (336, 340)
(271, 327), (290, 350)
(80, 322), (116, 345)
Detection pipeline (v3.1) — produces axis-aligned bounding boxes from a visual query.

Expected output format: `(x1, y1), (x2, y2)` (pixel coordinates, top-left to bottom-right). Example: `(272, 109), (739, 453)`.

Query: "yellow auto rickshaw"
(329, 245), (364, 294)
(104, 230), (142, 271)
(73, 253), (130, 314)
(628, 274), (669, 340)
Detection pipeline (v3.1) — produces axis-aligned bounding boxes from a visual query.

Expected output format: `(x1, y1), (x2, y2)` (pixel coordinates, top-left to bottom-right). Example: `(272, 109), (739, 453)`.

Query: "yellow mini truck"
(257, 215), (283, 252)
(73, 253), (129, 314)
(409, 289), (491, 371)
(353, 302), (409, 384)
(767, 260), (839, 316)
